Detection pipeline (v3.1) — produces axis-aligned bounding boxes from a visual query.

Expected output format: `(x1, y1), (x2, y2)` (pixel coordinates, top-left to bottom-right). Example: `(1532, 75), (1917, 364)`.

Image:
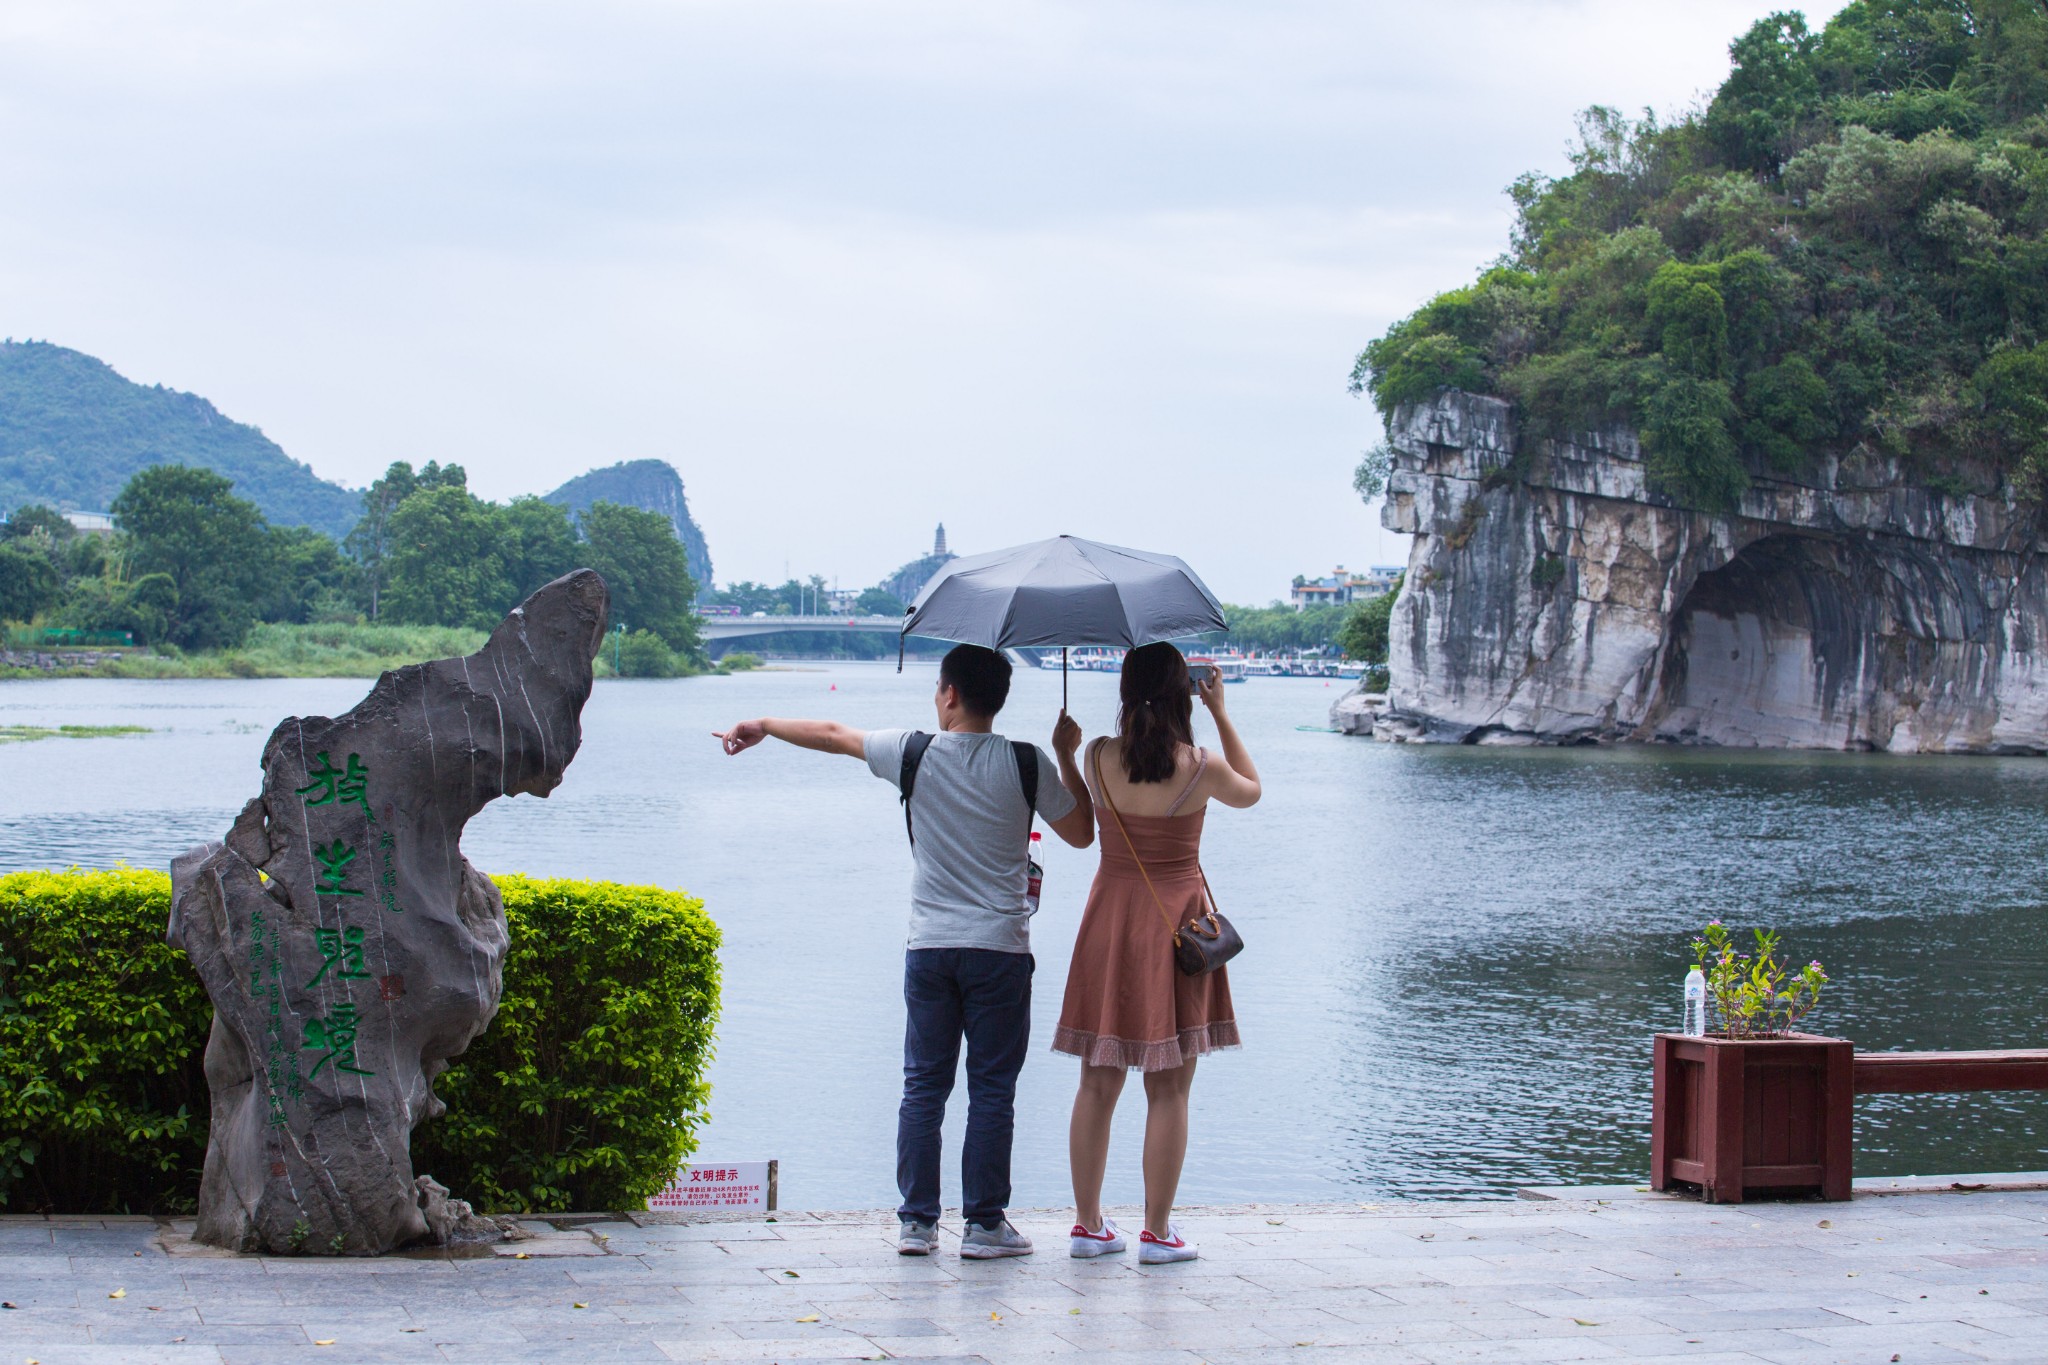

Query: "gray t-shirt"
(865, 728), (1077, 954)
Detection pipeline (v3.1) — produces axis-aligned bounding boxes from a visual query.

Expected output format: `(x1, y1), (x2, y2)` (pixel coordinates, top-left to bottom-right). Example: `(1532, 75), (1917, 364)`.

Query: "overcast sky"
(0, 0), (1847, 602)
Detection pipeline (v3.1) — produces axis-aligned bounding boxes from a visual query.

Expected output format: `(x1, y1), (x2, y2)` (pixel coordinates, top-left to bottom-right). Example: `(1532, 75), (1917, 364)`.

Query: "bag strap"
(1012, 741), (1039, 816)
(1094, 743), (1187, 948)
(899, 731), (935, 845)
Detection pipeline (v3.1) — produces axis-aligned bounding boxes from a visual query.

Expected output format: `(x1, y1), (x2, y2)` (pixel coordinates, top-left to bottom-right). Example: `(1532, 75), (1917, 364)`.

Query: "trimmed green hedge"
(413, 874), (721, 1212)
(0, 868), (719, 1215)
(0, 868), (210, 1214)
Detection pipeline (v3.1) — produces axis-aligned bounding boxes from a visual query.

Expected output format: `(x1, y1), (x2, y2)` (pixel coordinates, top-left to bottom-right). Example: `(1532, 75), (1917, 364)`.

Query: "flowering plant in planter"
(1688, 921), (1828, 1039)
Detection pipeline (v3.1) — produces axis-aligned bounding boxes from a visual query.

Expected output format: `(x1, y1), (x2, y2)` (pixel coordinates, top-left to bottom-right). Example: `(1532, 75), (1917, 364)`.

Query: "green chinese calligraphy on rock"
(313, 839), (364, 897)
(296, 751), (371, 815)
(303, 1002), (375, 1079)
(305, 925), (371, 989)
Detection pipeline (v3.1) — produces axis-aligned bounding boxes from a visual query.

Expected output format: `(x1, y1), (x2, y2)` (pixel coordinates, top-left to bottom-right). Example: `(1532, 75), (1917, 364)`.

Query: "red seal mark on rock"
(378, 974), (405, 1001)
(269, 1161), (287, 1177)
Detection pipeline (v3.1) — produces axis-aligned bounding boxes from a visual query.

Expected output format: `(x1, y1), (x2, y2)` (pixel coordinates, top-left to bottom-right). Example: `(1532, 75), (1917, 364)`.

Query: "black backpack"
(898, 731), (1039, 845)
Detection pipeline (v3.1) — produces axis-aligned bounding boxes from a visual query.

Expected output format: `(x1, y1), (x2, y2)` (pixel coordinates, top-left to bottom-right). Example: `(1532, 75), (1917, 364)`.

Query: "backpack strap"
(899, 731), (935, 845)
(900, 732), (1038, 847)
(1012, 741), (1039, 816)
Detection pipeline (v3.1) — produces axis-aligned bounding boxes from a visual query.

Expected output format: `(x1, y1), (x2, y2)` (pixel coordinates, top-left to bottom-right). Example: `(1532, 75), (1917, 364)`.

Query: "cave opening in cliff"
(1653, 534), (1875, 748)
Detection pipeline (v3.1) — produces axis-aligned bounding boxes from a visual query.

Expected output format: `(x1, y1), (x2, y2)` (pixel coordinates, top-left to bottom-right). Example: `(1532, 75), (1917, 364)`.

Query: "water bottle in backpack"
(1026, 831), (1044, 914)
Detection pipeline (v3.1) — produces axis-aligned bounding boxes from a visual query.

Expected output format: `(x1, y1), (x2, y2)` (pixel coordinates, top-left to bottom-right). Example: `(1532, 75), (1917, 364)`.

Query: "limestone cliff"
(1357, 392), (2048, 753)
(545, 459), (714, 589)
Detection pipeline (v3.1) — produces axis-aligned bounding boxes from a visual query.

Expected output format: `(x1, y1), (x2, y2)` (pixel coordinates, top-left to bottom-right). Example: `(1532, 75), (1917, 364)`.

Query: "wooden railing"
(1854, 1049), (2048, 1095)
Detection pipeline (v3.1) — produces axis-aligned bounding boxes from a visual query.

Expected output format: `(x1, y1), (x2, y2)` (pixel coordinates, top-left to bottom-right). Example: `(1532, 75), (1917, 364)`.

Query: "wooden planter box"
(1651, 1032), (1853, 1203)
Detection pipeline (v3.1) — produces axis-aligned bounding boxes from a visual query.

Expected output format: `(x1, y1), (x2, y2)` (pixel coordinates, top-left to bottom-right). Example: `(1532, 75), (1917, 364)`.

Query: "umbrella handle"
(1062, 646), (1068, 712)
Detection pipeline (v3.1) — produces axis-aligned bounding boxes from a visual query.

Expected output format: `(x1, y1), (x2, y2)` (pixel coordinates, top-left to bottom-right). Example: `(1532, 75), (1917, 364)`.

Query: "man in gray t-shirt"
(716, 645), (1092, 1259)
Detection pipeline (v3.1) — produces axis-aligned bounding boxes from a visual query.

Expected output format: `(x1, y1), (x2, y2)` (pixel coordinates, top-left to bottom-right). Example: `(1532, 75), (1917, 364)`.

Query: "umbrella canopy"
(902, 535), (1226, 652)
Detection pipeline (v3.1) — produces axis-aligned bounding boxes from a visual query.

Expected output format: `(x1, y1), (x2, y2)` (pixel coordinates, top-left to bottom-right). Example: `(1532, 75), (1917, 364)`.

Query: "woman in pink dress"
(1052, 642), (1262, 1264)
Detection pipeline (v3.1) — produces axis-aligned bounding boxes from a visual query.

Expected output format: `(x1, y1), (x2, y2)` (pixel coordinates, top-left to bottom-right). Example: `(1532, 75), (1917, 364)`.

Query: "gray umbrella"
(900, 534), (1227, 707)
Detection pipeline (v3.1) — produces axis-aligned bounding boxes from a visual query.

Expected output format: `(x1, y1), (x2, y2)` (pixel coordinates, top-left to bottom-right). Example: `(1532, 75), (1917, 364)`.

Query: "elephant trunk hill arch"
(1367, 392), (2048, 752)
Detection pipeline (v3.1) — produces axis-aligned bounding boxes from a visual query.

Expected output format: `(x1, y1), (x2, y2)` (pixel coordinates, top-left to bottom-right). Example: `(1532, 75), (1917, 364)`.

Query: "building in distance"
(1290, 564), (1398, 611)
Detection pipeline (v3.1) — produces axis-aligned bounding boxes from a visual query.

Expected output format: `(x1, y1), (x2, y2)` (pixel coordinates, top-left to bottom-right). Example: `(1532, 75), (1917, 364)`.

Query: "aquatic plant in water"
(1689, 921), (1827, 1039)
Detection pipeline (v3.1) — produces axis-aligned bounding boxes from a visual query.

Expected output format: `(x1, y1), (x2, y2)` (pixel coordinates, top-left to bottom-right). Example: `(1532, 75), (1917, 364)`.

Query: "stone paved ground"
(3, 1188), (2046, 1364)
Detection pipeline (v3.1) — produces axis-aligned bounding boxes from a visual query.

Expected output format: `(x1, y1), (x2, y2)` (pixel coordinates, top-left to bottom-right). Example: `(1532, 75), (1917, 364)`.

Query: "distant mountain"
(0, 341), (359, 536)
(544, 459), (714, 588)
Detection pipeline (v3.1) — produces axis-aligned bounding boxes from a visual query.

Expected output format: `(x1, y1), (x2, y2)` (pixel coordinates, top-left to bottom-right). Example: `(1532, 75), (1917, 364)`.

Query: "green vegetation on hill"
(0, 341), (360, 536)
(1352, 1), (2048, 508)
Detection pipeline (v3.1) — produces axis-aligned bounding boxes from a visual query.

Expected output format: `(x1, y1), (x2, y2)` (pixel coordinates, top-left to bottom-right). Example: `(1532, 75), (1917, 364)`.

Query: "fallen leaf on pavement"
(796, 1314), (820, 1323)
(108, 1290), (125, 1299)
(572, 1303), (588, 1309)
(1573, 1319), (1600, 1327)
(314, 1340), (335, 1347)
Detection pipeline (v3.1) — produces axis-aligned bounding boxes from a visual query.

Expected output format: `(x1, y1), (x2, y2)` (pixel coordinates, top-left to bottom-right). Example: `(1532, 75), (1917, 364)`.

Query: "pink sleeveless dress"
(1052, 739), (1241, 1072)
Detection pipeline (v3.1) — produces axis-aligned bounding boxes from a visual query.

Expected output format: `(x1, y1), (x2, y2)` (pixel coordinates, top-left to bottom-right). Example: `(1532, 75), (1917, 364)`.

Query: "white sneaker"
(1069, 1217), (1127, 1258)
(1137, 1224), (1197, 1264)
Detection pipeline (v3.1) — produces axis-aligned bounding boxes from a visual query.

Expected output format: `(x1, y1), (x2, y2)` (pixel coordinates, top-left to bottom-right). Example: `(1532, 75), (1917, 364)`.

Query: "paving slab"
(4, 1188), (2046, 1363)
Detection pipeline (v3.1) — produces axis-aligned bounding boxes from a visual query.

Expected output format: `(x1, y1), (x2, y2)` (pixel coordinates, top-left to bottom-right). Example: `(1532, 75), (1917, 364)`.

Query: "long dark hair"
(1117, 643), (1194, 784)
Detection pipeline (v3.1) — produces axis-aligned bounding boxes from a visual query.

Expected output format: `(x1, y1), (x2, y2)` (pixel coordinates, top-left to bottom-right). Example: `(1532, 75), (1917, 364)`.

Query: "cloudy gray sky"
(0, 1), (1846, 602)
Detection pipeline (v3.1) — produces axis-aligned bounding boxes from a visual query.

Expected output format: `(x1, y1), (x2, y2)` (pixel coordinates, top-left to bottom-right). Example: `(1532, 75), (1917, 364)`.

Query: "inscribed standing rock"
(168, 570), (608, 1253)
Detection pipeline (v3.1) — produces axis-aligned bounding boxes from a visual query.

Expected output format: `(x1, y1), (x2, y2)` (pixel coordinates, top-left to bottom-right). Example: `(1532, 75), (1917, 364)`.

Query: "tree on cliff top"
(1352, 0), (2048, 508)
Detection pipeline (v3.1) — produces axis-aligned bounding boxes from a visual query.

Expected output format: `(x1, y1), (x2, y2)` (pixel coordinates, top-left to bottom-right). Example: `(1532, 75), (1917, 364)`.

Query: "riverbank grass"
(1, 622), (489, 680)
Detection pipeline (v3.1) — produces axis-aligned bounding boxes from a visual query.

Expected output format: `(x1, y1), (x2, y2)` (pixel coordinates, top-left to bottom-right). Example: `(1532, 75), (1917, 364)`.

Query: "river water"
(4, 663), (2045, 1210)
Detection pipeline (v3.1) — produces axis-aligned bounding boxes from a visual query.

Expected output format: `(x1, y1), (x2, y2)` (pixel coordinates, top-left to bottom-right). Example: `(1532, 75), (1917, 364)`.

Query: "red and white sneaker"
(1069, 1217), (1126, 1258)
(1137, 1224), (1197, 1264)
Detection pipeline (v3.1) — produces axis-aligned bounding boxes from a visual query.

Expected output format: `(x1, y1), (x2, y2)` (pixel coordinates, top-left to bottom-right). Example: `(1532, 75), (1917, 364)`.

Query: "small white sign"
(648, 1159), (777, 1212)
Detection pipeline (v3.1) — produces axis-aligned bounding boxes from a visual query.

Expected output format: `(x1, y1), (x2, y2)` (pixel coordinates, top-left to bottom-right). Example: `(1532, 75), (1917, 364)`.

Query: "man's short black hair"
(939, 644), (1012, 718)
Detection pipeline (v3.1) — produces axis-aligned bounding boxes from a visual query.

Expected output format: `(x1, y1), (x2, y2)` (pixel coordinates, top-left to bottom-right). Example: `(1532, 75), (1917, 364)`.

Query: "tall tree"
(110, 465), (270, 649)
(344, 460), (467, 620)
(578, 501), (701, 655)
(0, 541), (60, 623)
(494, 497), (582, 604)
(381, 482), (509, 629)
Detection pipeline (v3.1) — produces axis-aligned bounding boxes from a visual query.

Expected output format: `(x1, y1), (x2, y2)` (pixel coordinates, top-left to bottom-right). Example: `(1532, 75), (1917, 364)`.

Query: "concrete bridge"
(696, 614), (912, 657)
(698, 614), (905, 641)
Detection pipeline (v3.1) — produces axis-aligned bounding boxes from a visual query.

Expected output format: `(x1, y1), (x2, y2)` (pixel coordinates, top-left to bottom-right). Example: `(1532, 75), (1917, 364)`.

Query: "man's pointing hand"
(714, 720), (767, 755)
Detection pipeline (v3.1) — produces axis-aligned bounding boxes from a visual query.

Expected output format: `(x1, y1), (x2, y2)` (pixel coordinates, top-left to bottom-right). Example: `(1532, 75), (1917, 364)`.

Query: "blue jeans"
(897, 947), (1034, 1229)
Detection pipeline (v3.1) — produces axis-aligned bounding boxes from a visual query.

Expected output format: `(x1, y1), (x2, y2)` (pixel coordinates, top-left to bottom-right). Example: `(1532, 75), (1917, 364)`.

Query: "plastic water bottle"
(1683, 966), (1708, 1036)
(1025, 832), (1044, 914)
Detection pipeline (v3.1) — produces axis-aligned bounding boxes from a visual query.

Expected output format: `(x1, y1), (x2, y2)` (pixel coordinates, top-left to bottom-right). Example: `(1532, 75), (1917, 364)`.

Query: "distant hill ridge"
(0, 342), (717, 579)
(545, 460), (714, 588)
(0, 341), (362, 537)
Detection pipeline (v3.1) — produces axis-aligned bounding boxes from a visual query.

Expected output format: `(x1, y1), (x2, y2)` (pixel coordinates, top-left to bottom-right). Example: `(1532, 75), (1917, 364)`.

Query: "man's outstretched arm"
(715, 718), (867, 758)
